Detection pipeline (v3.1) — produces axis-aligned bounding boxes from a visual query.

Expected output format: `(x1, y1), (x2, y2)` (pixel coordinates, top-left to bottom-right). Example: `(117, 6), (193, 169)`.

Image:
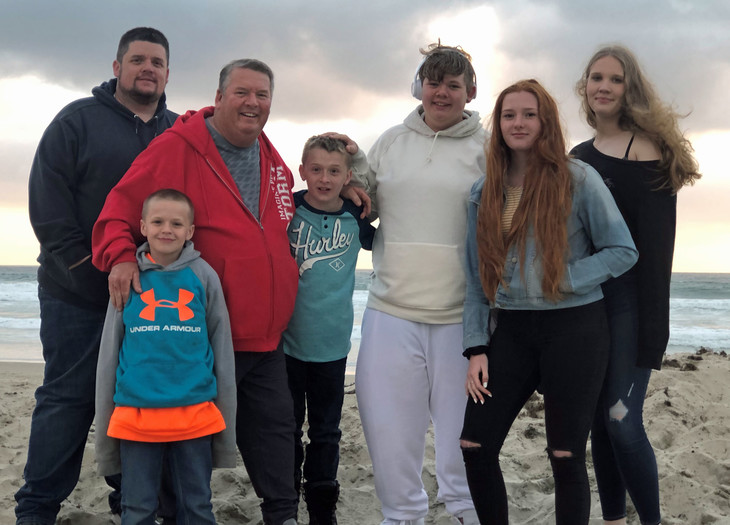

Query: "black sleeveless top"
(571, 139), (676, 370)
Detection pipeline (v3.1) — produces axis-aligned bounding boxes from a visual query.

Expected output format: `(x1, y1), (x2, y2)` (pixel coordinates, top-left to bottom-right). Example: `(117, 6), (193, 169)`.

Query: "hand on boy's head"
(321, 132), (358, 154)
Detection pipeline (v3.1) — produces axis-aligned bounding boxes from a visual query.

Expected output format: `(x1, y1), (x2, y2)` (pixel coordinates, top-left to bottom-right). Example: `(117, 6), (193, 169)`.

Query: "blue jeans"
(461, 301), (609, 525)
(592, 274), (661, 525)
(235, 348), (299, 525)
(120, 436), (214, 525)
(15, 286), (120, 524)
(285, 355), (346, 489)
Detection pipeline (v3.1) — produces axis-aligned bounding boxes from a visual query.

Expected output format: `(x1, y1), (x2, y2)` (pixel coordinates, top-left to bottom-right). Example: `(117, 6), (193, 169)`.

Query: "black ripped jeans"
(460, 301), (609, 525)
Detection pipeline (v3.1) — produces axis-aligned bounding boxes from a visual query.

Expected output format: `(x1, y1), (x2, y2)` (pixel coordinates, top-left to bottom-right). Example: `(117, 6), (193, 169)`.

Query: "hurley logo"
(139, 289), (194, 321)
(290, 218), (354, 275)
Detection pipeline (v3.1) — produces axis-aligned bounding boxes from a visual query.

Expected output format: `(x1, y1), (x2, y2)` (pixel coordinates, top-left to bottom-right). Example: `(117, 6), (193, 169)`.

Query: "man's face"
(113, 40), (169, 106)
(212, 68), (272, 148)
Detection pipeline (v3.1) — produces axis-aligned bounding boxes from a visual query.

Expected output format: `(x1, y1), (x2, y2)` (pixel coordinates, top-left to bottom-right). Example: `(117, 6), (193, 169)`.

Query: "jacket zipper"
(205, 156), (278, 339)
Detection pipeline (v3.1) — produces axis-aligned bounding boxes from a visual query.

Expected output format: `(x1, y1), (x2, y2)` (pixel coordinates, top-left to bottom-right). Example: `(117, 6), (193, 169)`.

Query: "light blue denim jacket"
(463, 159), (638, 349)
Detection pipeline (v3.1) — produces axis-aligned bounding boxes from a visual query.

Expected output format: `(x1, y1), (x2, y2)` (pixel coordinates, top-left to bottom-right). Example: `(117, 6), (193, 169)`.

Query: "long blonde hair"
(478, 80), (572, 303)
(577, 45), (700, 193)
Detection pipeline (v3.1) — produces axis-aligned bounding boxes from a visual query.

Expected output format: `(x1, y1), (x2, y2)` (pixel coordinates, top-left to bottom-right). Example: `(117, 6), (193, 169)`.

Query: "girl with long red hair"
(459, 79), (638, 524)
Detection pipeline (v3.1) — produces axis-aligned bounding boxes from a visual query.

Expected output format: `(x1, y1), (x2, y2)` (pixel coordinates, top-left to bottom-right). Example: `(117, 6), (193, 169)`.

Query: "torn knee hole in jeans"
(609, 398), (629, 422)
(547, 448), (573, 459)
(460, 440), (481, 449)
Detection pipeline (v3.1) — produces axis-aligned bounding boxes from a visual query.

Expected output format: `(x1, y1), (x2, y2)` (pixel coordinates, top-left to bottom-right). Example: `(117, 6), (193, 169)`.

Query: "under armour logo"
(139, 289), (194, 321)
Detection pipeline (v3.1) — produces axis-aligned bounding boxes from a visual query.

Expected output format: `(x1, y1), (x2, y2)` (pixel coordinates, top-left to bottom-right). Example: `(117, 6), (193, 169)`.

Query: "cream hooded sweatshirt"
(351, 106), (486, 324)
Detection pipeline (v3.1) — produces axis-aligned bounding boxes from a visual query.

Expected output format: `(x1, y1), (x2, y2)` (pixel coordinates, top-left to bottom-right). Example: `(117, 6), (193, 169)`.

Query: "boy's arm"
(94, 301), (125, 476)
(196, 260), (237, 469)
(341, 199), (376, 251)
(355, 207), (376, 251)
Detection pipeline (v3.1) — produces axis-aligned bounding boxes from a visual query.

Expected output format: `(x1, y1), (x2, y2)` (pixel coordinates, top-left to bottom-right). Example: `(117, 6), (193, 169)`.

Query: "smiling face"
(113, 40), (168, 106)
(421, 73), (476, 132)
(140, 197), (195, 266)
(211, 67), (272, 147)
(299, 147), (352, 212)
(586, 55), (626, 121)
(500, 91), (541, 154)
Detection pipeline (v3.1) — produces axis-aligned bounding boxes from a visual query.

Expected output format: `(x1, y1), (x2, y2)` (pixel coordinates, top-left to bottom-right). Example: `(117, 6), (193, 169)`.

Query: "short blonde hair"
(301, 135), (351, 168)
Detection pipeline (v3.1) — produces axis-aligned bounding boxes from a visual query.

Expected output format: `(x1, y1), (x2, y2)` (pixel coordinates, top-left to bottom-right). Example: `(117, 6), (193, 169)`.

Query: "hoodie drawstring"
(426, 131), (441, 163)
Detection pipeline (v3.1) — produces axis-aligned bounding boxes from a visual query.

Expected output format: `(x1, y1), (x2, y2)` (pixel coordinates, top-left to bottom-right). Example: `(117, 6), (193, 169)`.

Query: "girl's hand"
(465, 354), (492, 404)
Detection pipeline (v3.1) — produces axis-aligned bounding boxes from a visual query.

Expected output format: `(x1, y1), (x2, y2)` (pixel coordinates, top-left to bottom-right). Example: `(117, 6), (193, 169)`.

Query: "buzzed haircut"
(117, 27), (170, 64)
(418, 43), (476, 92)
(142, 188), (195, 222)
(218, 58), (275, 93)
(301, 135), (352, 168)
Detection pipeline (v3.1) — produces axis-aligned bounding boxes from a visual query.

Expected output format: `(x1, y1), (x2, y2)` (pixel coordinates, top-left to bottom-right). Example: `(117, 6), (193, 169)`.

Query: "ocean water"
(2, 267), (729, 373)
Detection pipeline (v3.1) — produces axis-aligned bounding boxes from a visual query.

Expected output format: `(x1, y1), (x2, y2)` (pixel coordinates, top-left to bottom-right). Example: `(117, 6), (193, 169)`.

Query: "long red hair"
(477, 79), (572, 302)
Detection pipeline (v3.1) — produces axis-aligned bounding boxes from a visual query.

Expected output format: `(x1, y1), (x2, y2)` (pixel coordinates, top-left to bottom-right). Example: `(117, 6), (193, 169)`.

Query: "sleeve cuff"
(462, 345), (489, 359)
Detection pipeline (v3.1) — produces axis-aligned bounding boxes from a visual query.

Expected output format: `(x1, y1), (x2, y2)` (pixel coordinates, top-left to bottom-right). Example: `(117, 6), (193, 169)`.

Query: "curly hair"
(477, 79), (572, 303)
(576, 45), (700, 193)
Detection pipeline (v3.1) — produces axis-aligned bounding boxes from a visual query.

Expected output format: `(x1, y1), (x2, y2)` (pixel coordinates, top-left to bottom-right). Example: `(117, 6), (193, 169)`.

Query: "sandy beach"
(1, 350), (728, 524)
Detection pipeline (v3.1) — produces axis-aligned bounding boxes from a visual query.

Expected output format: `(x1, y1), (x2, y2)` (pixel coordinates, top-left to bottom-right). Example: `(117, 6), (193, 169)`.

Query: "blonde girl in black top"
(572, 44), (700, 525)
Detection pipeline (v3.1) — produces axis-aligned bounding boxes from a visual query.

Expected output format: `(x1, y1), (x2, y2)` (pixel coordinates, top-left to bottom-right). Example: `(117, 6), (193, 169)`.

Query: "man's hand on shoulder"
(109, 261), (141, 311)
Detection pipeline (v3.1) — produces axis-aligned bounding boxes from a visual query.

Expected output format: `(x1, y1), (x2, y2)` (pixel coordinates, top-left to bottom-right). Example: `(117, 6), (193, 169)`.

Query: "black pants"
(285, 355), (347, 489)
(235, 348), (299, 525)
(461, 301), (609, 525)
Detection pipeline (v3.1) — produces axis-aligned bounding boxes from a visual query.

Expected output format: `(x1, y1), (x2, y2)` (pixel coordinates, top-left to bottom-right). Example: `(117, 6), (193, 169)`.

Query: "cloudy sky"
(2, 0), (729, 272)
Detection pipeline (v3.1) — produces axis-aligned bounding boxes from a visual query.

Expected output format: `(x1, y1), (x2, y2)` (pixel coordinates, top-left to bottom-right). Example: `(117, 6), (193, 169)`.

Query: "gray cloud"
(2, 0), (728, 130)
(2, 0), (728, 233)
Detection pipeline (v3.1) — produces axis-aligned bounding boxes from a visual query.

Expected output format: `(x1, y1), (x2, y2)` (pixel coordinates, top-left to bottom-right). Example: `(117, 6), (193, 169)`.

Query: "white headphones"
(411, 56), (427, 100)
(411, 50), (477, 101)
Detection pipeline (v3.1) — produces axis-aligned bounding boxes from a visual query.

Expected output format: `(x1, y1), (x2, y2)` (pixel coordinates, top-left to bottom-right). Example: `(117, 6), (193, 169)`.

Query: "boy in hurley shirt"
(281, 136), (375, 525)
(94, 189), (236, 524)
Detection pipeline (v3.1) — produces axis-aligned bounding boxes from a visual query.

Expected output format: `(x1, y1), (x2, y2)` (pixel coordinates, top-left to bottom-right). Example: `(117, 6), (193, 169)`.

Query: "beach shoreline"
(1, 350), (729, 524)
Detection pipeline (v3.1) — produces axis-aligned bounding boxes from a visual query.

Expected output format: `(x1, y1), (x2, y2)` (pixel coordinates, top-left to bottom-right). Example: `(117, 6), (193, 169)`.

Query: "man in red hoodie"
(93, 59), (300, 525)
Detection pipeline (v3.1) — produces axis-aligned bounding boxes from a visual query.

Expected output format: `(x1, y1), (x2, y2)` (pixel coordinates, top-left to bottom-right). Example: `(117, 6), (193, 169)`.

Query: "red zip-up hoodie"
(92, 107), (298, 352)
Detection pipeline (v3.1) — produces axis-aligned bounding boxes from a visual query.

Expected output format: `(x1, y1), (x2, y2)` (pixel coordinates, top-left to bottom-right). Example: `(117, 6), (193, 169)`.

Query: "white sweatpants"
(355, 308), (474, 522)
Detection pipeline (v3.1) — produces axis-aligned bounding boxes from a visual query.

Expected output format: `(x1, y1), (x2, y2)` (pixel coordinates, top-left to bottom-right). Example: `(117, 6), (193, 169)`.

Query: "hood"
(170, 106), (279, 160)
(403, 106), (483, 139)
(92, 78), (172, 130)
(167, 106), (216, 155)
(136, 240), (201, 272)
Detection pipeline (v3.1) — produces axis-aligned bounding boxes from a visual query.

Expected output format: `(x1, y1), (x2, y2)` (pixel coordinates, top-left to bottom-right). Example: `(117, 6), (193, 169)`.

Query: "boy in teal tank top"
(281, 136), (374, 524)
